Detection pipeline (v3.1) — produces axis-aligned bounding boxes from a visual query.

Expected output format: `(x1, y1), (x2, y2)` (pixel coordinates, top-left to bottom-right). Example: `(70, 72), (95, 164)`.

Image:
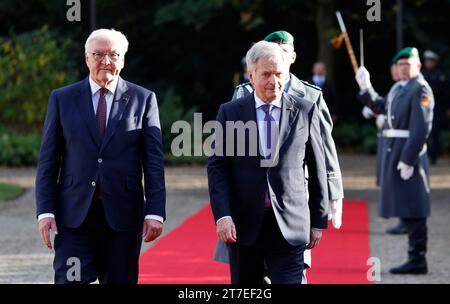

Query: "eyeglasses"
(90, 52), (121, 62)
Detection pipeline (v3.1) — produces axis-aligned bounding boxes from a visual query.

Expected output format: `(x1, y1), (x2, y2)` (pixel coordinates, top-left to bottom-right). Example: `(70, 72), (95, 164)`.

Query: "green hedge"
(0, 126), (41, 166)
(0, 182), (24, 201)
(332, 122), (378, 154)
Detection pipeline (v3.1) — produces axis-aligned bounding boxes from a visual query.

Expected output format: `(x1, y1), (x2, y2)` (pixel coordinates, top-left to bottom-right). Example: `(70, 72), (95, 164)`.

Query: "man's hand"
(217, 217), (237, 243)
(38, 217), (58, 249)
(306, 228), (322, 249)
(142, 219), (163, 243)
(330, 198), (343, 229)
(397, 161), (414, 181)
(355, 66), (372, 91)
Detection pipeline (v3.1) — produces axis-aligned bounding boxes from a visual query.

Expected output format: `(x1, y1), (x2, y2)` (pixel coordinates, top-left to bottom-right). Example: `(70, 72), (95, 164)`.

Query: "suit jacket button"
(91, 181), (96, 187)
(98, 158), (103, 163)
(387, 148), (392, 152)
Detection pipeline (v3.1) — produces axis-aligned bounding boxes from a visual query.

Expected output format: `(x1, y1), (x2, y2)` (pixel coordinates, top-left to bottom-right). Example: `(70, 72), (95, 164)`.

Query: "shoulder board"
(236, 82), (252, 89)
(300, 80), (322, 91)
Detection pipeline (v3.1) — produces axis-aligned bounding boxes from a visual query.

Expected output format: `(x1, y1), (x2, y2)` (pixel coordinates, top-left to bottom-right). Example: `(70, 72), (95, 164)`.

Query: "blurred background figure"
(233, 55), (250, 87)
(239, 55), (249, 83)
(422, 50), (448, 165)
(309, 62), (338, 122)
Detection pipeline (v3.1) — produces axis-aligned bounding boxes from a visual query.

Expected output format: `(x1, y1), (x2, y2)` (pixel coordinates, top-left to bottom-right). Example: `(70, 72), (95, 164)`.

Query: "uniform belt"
(382, 129), (410, 138)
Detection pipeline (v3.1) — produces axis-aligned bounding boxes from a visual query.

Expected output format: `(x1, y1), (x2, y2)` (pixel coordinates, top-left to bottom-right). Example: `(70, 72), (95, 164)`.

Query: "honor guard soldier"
(355, 47), (434, 274)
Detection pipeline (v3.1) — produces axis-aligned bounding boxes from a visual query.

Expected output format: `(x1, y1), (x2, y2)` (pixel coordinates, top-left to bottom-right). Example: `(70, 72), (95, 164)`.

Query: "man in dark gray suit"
(214, 31), (343, 283)
(355, 47), (434, 274)
(208, 41), (329, 284)
(234, 31), (343, 228)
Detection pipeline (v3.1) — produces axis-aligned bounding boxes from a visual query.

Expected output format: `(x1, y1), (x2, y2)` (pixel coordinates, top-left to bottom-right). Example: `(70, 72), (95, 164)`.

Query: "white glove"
(328, 198), (343, 229)
(375, 114), (385, 129)
(397, 161), (414, 180)
(355, 66), (372, 91)
(362, 106), (375, 119)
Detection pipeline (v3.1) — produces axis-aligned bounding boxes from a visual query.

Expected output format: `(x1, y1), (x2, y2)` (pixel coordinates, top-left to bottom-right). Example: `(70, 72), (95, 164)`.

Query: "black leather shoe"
(389, 259), (428, 275)
(386, 223), (407, 235)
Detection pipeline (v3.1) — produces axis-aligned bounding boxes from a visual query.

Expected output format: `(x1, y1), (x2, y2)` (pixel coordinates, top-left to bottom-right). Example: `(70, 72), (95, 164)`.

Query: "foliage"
(158, 87), (197, 153)
(333, 122), (378, 154)
(438, 130), (450, 155)
(0, 126), (41, 166)
(0, 25), (78, 127)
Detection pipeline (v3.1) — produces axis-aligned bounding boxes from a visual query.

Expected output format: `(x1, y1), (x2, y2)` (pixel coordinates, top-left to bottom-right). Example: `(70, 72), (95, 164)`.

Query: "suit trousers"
(228, 209), (306, 284)
(53, 199), (142, 284)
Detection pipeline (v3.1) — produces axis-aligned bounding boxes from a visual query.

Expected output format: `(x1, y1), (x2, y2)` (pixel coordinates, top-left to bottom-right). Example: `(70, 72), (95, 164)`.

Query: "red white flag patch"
(420, 96), (430, 106)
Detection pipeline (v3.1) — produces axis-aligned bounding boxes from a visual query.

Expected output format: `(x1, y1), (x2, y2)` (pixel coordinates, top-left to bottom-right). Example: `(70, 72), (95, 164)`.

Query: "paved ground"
(0, 154), (449, 284)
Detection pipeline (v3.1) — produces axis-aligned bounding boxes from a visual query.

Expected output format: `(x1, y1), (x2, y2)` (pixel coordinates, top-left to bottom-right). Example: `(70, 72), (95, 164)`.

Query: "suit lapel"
(101, 77), (130, 152)
(237, 93), (257, 123)
(277, 93), (299, 149)
(237, 93), (264, 159)
(75, 77), (101, 147)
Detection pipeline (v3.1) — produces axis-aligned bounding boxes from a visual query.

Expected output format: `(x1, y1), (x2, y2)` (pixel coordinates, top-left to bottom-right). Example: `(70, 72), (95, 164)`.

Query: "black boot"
(389, 258), (428, 274)
(386, 221), (407, 235)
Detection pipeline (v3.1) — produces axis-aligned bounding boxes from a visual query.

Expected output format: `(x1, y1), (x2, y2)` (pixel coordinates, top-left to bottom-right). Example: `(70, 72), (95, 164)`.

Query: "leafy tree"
(0, 25), (78, 129)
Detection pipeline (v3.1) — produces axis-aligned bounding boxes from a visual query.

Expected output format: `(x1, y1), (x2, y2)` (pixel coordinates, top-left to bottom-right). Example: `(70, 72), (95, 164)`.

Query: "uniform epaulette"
(300, 80), (322, 91)
(236, 82), (252, 89)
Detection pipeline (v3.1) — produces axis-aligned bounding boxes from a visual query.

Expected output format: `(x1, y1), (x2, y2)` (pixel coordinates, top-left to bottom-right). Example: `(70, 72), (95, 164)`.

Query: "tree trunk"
(315, 0), (335, 81)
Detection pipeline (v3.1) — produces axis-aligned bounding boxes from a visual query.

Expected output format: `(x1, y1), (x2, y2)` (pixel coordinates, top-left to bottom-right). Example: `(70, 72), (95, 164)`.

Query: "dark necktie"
(260, 103), (274, 208)
(95, 88), (108, 200)
(96, 88), (108, 142)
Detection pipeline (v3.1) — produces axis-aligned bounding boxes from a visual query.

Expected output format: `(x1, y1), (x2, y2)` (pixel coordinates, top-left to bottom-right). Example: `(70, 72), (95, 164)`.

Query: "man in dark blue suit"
(207, 41), (328, 284)
(35, 29), (166, 284)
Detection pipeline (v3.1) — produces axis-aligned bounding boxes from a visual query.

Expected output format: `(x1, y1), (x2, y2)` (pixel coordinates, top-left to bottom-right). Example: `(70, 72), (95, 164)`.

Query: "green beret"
(263, 31), (294, 46)
(392, 47), (420, 63)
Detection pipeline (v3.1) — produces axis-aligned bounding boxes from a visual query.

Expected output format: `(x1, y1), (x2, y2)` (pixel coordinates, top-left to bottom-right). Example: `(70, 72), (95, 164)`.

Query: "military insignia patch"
(420, 96), (429, 106)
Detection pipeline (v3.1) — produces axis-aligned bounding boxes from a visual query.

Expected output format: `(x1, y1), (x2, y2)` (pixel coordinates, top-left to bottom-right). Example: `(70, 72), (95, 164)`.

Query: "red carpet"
(138, 205), (229, 283)
(138, 200), (370, 284)
(307, 200), (372, 284)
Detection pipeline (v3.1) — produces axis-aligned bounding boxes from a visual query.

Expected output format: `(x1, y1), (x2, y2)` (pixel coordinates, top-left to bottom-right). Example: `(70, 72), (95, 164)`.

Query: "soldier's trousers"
(402, 218), (427, 261)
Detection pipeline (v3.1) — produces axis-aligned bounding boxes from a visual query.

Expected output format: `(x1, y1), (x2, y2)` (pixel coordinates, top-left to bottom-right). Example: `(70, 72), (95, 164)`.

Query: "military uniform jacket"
(233, 73), (344, 202)
(357, 73), (434, 218)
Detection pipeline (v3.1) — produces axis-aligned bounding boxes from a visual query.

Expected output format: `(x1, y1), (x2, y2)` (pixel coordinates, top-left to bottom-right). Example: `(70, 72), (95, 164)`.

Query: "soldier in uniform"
(355, 47), (434, 274)
(362, 60), (407, 235)
(422, 50), (448, 165)
(214, 31), (344, 283)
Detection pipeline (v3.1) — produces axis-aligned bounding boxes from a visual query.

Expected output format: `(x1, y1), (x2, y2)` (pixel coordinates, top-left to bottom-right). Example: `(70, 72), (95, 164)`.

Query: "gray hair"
(246, 41), (286, 73)
(85, 28), (129, 55)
